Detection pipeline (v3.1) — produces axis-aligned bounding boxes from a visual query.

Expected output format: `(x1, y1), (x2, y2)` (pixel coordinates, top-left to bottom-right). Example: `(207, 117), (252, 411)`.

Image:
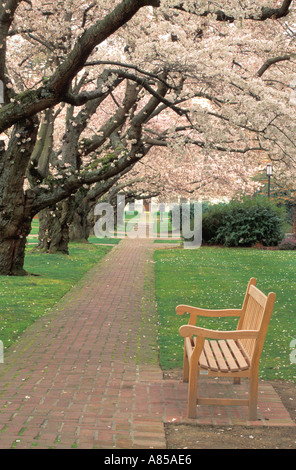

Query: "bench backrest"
(237, 278), (276, 362)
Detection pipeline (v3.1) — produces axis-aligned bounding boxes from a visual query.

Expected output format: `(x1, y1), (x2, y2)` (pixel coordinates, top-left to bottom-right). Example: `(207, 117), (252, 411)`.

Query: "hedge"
(202, 197), (286, 247)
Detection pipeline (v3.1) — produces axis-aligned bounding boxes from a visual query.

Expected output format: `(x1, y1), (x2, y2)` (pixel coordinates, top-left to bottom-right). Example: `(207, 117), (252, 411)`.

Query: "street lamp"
(266, 163), (273, 197)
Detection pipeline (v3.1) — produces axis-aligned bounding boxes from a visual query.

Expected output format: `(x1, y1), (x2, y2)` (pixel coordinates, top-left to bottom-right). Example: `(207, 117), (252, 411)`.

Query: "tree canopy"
(0, 0), (295, 274)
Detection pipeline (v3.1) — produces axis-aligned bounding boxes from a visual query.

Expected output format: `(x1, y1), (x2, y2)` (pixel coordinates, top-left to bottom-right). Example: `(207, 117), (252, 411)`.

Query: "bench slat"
(218, 339), (239, 372)
(227, 339), (249, 370)
(195, 338), (250, 372)
(192, 337), (209, 369)
(199, 348), (209, 369)
(249, 284), (267, 308)
(203, 340), (219, 371)
(210, 340), (229, 372)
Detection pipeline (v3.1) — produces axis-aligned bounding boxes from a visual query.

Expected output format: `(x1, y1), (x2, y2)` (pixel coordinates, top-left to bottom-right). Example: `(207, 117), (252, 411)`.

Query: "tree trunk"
(69, 193), (91, 242)
(0, 216), (32, 276)
(37, 198), (75, 254)
(0, 172), (34, 275)
(69, 211), (89, 242)
(0, 118), (38, 275)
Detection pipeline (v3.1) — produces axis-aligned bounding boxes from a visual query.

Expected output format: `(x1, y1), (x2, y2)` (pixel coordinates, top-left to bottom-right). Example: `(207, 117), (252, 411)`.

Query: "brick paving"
(0, 237), (294, 449)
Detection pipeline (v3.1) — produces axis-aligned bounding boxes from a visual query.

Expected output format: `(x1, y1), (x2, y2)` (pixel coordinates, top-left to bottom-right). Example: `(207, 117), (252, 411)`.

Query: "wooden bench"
(177, 278), (276, 420)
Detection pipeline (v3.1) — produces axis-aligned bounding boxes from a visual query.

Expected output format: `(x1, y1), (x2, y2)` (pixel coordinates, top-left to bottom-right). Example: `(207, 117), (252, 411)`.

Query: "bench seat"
(196, 338), (250, 373)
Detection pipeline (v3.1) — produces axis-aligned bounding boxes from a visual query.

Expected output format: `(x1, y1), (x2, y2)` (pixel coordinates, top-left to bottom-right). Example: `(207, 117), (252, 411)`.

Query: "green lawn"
(0, 243), (112, 351)
(153, 239), (181, 244)
(27, 212), (175, 243)
(88, 237), (121, 244)
(30, 218), (39, 234)
(154, 247), (296, 382)
(27, 218), (121, 245)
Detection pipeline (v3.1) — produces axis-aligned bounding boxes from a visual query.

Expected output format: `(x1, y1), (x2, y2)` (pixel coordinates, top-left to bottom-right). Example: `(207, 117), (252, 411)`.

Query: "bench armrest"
(179, 325), (259, 340)
(176, 305), (242, 318)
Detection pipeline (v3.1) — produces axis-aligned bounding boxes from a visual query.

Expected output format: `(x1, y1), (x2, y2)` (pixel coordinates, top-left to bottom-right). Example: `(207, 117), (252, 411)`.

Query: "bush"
(203, 196), (286, 247)
(202, 202), (228, 243)
(279, 236), (296, 250)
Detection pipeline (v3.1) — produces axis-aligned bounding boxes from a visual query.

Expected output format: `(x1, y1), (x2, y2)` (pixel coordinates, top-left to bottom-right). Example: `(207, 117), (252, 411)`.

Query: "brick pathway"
(0, 238), (294, 449)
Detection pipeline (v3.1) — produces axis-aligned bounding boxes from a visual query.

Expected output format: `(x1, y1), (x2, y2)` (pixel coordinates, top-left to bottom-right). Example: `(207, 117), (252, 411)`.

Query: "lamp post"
(266, 163), (273, 198)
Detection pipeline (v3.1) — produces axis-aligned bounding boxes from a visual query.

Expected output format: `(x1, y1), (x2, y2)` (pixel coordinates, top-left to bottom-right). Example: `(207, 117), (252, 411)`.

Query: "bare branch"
(85, 60), (177, 89)
(63, 87), (109, 106)
(107, 69), (188, 117)
(81, 2), (96, 28)
(257, 54), (293, 77)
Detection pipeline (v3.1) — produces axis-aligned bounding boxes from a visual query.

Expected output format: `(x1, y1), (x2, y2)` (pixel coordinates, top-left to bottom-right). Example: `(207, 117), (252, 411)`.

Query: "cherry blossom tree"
(0, 0), (162, 273)
(0, 0), (295, 274)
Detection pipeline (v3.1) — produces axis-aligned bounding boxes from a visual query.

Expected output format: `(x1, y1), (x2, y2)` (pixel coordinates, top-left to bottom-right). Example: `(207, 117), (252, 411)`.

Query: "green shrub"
(203, 197), (285, 247)
(202, 202), (228, 243)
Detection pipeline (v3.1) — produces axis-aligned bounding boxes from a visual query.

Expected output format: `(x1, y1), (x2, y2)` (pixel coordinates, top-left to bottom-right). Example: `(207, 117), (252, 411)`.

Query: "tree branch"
(107, 69), (187, 117)
(81, 2), (96, 28)
(62, 87), (110, 106)
(257, 54), (293, 77)
(30, 147), (144, 214)
(81, 81), (139, 157)
(85, 60), (177, 89)
(0, 0), (161, 133)
(174, 0), (293, 22)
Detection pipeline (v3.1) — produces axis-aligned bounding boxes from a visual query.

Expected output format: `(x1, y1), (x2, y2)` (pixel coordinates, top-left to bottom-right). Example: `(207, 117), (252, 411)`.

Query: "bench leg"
(183, 345), (189, 382)
(187, 365), (199, 418)
(248, 373), (258, 420)
(233, 377), (240, 385)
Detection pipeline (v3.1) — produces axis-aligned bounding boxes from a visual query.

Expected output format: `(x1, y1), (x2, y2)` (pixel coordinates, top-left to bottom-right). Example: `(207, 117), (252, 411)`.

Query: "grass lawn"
(153, 239), (181, 244)
(154, 247), (296, 382)
(26, 236), (121, 246)
(88, 237), (121, 244)
(30, 218), (39, 235)
(27, 219), (121, 246)
(0, 243), (112, 351)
